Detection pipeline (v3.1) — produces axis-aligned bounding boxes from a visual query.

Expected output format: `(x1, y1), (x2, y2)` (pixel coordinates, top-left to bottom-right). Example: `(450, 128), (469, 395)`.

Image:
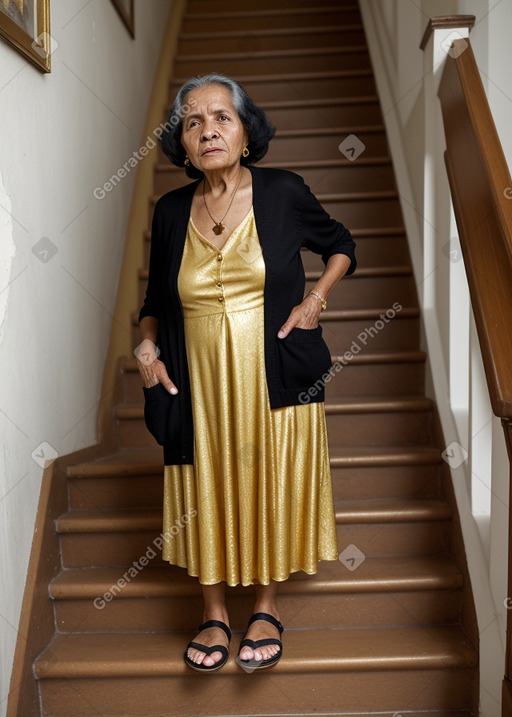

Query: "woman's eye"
(218, 115), (229, 122)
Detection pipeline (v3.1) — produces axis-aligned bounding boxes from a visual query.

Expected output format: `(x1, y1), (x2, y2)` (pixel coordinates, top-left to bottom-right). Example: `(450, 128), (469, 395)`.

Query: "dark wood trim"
(6, 443), (108, 717)
(420, 15), (475, 51)
(503, 674), (512, 716)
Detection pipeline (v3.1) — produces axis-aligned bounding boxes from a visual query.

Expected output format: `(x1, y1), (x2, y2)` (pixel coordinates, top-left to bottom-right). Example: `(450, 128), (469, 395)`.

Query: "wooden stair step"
(50, 555), (463, 600)
(178, 36), (369, 60)
(66, 444), (441, 509)
(66, 447), (163, 478)
(182, 9), (362, 34)
(156, 157), (393, 172)
(177, 26), (365, 56)
(49, 555), (464, 632)
(324, 395), (432, 413)
(131, 305), (419, 324)
(115, 394), (433, 423)
(259, 94), (380, 109)
(187, 0), (356, 11)
(57, 496), (449, 536)
(51, 565), (463, 634)
(258, 95), (384, 129)
(170, 72), (376, 103)
(68, 444), (441, 477)
(153, 158), (396, 195)
(131, 307), (420, 356)
(157, 127), (389, 166)
(174, 46), (370, 77)
(57, 508), (162, 533)
(35, 625), (477, 678)
(174, 44), (368, 63)
(35, 627), (477, 716)
(336, 497), (451, 523)
(123, 348), (425, 374)
(141, 225), (408, 243)
(329, 445), (441, 466)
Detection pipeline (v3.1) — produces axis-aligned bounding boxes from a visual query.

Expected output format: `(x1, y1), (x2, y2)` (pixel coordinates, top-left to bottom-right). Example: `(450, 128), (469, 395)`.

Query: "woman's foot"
(237, 611), (283, 668)
(185, 618), (231, 670)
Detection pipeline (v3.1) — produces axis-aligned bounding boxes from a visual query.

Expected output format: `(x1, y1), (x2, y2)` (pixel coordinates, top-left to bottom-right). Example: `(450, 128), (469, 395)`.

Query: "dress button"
(216, 281), (222, 287)
(217, 254), (222, 261)
(218, 296), (224, 302)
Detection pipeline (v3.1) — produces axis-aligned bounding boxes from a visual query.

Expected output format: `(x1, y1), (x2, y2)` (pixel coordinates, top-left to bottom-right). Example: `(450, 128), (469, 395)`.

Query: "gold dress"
(162, 208), (338, 586)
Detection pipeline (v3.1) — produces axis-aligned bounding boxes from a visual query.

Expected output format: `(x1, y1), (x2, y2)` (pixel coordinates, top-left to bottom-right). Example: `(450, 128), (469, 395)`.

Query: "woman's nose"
(202, 125), (218, 141)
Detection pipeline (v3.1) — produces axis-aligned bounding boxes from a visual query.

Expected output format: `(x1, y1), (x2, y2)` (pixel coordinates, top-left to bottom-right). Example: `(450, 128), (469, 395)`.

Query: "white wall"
(0, 1), (171, 713)
(359, 1), (512, 714)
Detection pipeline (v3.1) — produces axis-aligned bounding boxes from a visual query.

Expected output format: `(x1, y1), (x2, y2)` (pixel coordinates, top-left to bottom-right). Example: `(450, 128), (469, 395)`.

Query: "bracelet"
(306, 290), (327, 311)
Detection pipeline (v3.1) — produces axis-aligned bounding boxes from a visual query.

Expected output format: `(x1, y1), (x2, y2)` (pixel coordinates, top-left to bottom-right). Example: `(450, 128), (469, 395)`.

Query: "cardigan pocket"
(276, 325), (332, 391)
(142, 382), (173, 445)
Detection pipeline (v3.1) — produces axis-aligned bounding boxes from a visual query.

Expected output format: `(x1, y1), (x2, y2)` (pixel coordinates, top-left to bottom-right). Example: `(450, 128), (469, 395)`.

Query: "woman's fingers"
(136, 350), (178, 394)
(277, 297), (321, 338)
(153, 361), (178, 394)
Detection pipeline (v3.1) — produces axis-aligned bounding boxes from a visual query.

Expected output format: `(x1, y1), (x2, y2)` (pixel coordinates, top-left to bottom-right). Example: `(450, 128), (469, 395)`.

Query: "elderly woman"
(137, 73), (356, 673)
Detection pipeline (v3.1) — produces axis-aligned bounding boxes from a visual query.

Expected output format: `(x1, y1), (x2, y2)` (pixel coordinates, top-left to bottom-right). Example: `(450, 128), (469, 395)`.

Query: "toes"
(187, 649), (205, 664)
(239, 646), (253, 661)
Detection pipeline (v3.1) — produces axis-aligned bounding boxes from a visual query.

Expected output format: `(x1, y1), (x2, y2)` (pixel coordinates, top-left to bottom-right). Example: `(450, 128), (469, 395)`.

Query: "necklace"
(202, 167), (244, 235)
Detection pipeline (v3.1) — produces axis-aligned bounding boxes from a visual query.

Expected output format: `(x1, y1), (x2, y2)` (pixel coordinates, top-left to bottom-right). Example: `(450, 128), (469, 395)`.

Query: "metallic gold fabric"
(163, 208), (338, 585)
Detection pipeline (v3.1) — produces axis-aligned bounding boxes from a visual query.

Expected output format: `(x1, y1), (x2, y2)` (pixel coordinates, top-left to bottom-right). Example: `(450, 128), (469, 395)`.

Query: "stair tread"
(156, 157), (392, 173)
(178, 24), (363, 41)
(123, 349), (426, 373)
(67, 444), (440, 480)
(34, 625), (477, 679)
(142, 226), (408, 241)
(330, 445), (442, 466)
(184, 6), (359, 21)
(117, 395), (433, 418)
(66, 448), (163, 477)
(50, 555), (463, 599)
(171, 71), (372, 92)
(141, 265), (409, 280)
(56, 497), (450, 534)
(151, 185), (392, 206)
(257, 94), (380, 109)
(175, 44), (367, 63)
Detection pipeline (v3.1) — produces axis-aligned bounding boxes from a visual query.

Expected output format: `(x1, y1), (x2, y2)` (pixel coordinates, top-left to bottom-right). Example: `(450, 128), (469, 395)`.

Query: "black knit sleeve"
(300, 180), (356, 275)
(138, 198), (165, 322)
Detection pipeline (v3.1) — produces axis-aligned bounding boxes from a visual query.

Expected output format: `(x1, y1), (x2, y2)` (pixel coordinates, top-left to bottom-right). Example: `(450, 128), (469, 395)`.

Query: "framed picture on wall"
(0, 0), (52, 72)
(111, 0), (134, 38)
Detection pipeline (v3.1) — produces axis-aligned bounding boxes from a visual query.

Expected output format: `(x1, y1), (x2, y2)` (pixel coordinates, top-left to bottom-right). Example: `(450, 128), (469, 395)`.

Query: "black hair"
(160, 72), (276, 179)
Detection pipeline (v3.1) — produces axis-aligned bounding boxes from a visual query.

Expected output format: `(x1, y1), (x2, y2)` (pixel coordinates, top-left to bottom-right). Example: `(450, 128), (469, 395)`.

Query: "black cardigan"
(138, 165), (356, 465)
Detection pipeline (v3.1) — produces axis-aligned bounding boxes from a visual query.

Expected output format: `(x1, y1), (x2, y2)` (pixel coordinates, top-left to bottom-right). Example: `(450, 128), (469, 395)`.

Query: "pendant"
(213, 223), (224, 235)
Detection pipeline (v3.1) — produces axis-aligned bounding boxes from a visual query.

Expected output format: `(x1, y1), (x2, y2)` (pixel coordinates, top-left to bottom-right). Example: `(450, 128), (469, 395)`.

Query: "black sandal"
(184, 619), (232, 672)
(236, 612), (284, 670)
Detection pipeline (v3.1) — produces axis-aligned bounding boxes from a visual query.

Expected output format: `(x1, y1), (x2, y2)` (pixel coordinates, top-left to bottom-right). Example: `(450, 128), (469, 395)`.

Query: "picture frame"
(110, 0), (134, 38)
(0, 0), (52, 73)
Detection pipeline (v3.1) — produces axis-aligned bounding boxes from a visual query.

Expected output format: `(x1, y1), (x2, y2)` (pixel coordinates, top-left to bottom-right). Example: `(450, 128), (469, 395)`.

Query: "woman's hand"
(277, 295), (322, 339)
(135, 339), (178, 394)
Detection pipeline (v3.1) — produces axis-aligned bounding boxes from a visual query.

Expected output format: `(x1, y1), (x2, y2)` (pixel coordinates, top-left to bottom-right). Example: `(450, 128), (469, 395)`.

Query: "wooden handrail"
(438, 39), (512, 419)
(437, 34), (512, 711)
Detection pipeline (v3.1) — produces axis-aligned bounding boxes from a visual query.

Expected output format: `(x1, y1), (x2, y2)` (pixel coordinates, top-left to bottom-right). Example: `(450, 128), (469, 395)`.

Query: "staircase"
(31, 0), (479, 714)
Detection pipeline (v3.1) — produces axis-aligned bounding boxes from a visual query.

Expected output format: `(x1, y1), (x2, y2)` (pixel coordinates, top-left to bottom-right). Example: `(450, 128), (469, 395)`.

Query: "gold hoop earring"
(184, 156), (190, 166)
(242, 146), (249, 158)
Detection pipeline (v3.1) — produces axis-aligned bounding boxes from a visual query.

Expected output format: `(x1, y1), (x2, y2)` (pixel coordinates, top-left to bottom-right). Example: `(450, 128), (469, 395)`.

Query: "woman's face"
(181, 84), (248, 175)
